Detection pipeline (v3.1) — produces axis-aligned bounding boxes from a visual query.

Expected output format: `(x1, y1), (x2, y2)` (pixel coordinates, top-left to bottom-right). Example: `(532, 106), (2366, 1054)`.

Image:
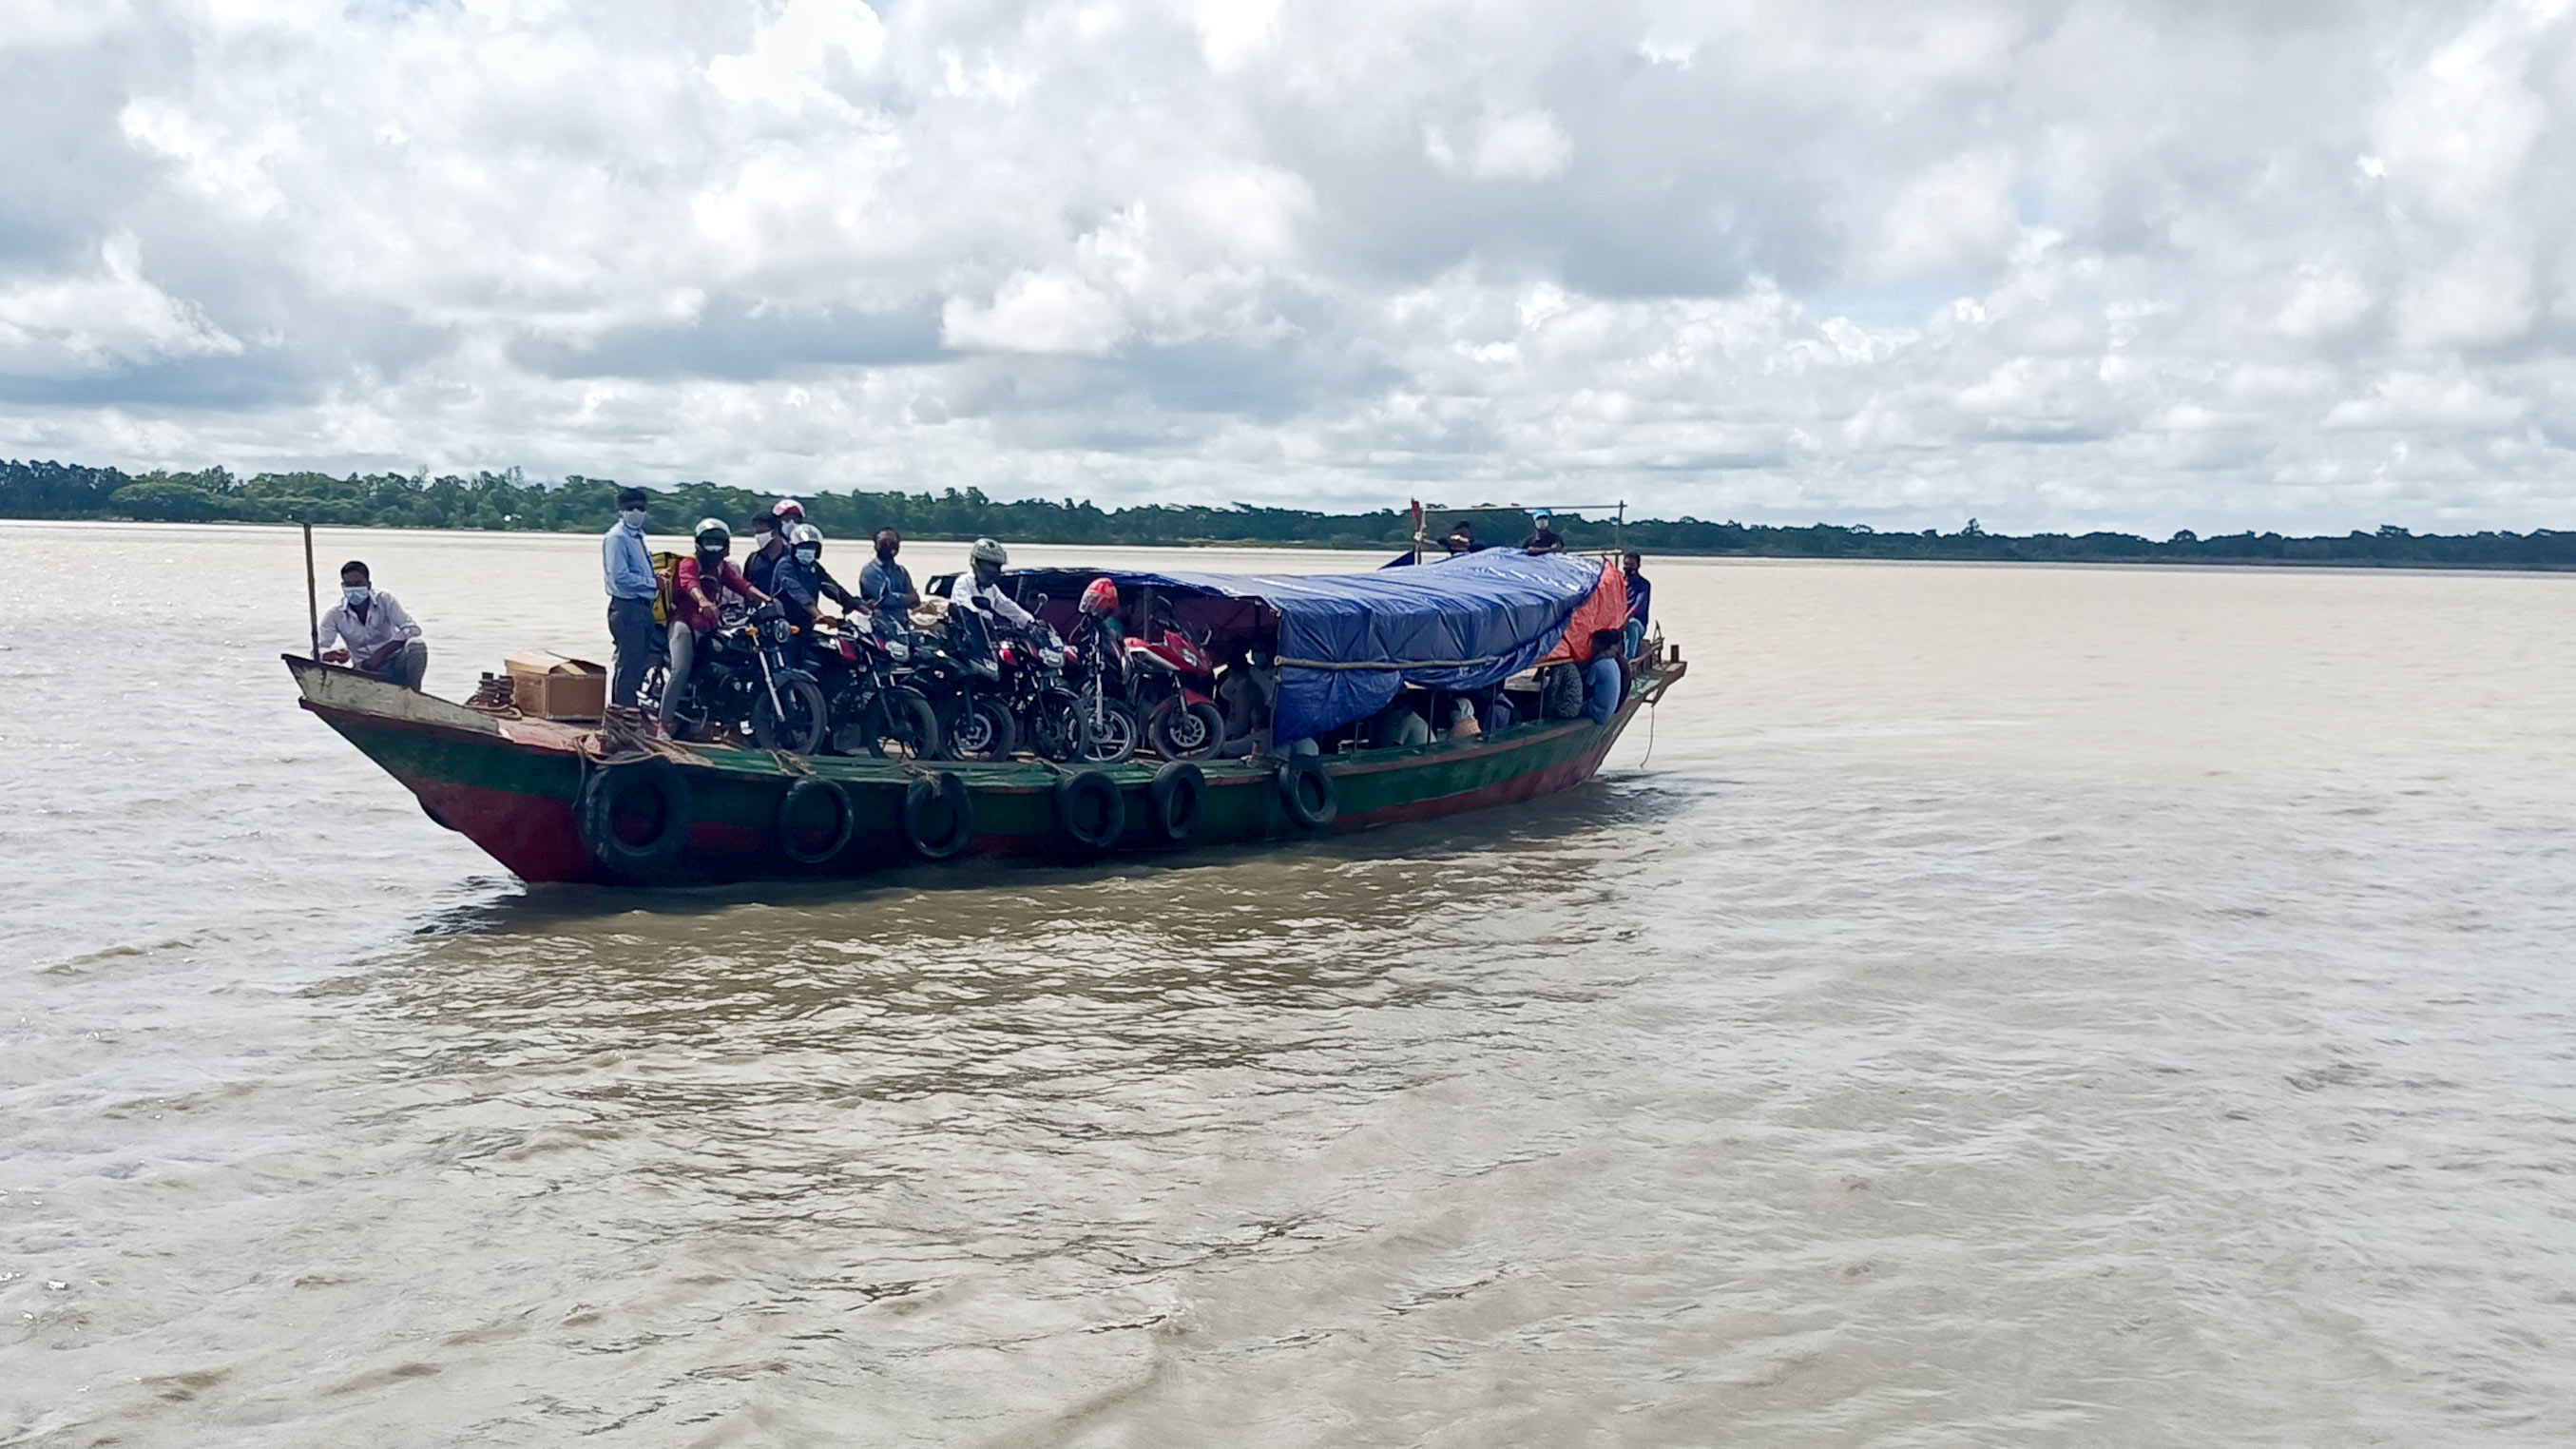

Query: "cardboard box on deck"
(504, 651), (607, 721)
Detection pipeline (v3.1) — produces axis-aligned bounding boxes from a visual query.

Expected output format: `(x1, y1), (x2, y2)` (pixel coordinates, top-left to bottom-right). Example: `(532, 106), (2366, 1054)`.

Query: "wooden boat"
(287, 547), (1682, 885)
(284, 646), (1682, 885)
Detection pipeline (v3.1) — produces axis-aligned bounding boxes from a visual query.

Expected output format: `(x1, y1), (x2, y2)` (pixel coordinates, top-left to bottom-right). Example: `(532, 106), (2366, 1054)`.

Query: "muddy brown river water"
(5, 522), (2574, 1445)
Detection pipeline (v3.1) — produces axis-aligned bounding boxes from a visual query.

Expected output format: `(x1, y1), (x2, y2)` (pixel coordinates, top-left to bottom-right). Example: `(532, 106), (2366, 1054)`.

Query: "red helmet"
(1079, 577), (1120, 616)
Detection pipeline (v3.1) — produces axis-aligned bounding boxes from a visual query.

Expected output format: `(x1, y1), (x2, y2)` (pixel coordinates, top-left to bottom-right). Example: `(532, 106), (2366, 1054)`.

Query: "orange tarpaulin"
(1533, 560), (1626, 667)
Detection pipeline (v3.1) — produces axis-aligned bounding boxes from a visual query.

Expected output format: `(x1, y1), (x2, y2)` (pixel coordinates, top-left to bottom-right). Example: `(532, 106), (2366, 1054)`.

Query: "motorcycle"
(807, 611), (941, 759)
(988, 610), (1084, 763)
(1064, 612), (1142, 764)
(911, 606), (1022, 763)
(650, 601), (830, 755)
(1123, 626), (1226, 760)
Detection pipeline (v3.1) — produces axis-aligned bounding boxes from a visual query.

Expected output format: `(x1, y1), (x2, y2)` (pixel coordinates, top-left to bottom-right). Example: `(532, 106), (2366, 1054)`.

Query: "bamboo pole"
(302, 521), (321, 661)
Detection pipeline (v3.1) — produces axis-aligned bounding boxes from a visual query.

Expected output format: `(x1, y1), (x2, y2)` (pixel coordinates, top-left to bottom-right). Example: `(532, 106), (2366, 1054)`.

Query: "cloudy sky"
(4, 0), (2573, 531)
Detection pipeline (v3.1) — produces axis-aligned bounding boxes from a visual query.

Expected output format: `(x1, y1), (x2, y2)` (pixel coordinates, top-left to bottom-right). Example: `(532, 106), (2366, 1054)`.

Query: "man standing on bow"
(602, 486), (660, 709)
(1524, 509), (1566, 553)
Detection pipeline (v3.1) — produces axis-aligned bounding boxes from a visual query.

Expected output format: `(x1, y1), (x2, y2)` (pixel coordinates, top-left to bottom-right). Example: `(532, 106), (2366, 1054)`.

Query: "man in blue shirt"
(601, 487), (659, 708)
(1621, 551), (1651, 658)
(856, 528), (919, 614)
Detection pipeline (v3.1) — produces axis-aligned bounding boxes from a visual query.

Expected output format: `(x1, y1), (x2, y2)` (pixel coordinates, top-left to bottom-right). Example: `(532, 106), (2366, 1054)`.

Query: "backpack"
(649, 551), (682, 628)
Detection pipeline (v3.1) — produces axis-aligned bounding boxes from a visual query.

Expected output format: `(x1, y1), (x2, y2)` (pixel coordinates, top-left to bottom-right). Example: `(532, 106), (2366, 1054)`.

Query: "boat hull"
(288, 654), (1682, 886)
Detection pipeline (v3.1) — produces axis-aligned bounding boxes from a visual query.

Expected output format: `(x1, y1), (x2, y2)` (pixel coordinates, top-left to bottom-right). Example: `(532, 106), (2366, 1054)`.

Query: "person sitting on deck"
(952, 538), (1035, 628)
(316, 560), (427, 689)
(1584, 629), (1630, 725)
(1622, 551), (1651, 658)
(1213, 643), (1277, 758)
(663, 518), (770, 729)
(742, 498), (803, 595)
(770, 523), (862, 630)
(1446, 521), (1486, 555)
(1370, 694), (1433, 747)
(856, 529), (920, 614)
(1539, 657), (1586, 720)
(1523, 509), (1566, 553)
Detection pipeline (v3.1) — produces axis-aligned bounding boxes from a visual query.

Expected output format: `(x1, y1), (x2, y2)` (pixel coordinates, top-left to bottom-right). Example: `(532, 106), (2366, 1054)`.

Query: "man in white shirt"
(316, 560), (428, 689)
(951, 538), (1034, 628)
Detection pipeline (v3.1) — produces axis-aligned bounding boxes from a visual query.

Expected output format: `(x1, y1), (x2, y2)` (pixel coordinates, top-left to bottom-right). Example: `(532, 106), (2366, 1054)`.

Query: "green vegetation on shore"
(9, 457), (2576, 570)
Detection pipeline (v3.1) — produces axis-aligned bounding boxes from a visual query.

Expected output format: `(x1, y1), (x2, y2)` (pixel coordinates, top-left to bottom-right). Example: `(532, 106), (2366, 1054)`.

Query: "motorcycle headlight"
(886, 639), (911, 661)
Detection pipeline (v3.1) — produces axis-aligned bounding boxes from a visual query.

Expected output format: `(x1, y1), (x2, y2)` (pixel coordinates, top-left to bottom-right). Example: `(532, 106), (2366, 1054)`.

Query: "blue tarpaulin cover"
(1021, 551), (1604, 742)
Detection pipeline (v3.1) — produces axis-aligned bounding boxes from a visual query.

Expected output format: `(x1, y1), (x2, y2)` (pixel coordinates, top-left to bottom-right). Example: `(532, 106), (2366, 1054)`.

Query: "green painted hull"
(289, 653), (1682, 885)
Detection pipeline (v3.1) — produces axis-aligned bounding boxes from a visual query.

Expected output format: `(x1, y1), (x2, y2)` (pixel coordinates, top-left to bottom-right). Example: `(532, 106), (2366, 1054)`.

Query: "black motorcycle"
(993, 615), (1085, 763)
(650, 601), (829, 754)
(909, 606), (1021, 763)
(807, 612), (941, 760)
(1062, 611), (1142, 764)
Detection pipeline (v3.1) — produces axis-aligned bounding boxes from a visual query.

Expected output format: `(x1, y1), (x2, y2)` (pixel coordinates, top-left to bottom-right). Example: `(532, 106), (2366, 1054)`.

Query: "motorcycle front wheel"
(865, 687), (942, 760)
(944, 699), (1020, 762)
(1147, 700), (1225, 761)
(1077, 696), (1140, 765)
(751, 671), (831, 755)
(1028, 688), (1083, 762)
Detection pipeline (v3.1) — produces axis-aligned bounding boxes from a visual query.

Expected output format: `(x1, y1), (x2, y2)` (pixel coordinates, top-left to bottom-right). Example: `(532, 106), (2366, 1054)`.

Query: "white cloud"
(0, 234), (243, 376)
(6, 0), (2576, 532)
(943, 269), (1129, 355)
(1868, 150), (2019, 284)
(707, 0), (887, 109)
(2396, 240), (2535, 350)
(1426, 110), (1573, 182)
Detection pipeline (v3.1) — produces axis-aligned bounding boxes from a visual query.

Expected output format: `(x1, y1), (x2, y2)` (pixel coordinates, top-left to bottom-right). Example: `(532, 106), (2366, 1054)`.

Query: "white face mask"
(755, 529), (777, 549)
(621, 508), (648, 530)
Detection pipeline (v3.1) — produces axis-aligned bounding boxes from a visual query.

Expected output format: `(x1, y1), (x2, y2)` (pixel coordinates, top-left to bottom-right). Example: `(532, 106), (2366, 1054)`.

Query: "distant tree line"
(9, 457), (2576, 570)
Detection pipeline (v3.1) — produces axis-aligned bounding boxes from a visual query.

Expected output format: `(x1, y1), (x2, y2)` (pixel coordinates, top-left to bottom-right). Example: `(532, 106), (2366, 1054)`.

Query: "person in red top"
(661, 517), (770, 730)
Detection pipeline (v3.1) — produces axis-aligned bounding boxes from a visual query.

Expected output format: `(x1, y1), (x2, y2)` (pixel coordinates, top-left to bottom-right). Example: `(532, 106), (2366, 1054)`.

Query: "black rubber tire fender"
(1147, 760), (1206, 842)
(1053, 768), (1126, 852)
(1276, 755), (1337, 831)
(901, 770), (975, 860)
(576, 760), (695, 873)
(776, 777), (855, 865)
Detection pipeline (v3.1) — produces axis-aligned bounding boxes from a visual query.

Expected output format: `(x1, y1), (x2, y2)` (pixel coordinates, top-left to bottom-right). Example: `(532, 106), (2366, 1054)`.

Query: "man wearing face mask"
(316, 560), (428, 689)
(856, 527), (920, 615)
(602, 486), (660, 709)
(742, 497), (803, 596)
(663, 517), (771, 730)
(769, 523), (862, 629)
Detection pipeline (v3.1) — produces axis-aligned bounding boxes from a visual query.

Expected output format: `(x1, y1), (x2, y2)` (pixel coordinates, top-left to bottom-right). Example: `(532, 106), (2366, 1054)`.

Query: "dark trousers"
(607, 596), (659, 705)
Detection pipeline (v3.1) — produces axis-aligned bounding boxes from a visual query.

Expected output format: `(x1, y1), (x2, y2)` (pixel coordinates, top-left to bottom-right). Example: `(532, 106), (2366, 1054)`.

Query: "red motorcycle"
(1125, 627), (1226, 760)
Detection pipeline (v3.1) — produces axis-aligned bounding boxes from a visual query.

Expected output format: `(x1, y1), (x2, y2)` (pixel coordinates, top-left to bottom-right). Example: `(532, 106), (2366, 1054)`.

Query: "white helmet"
(770, 497), (805, 524)
(969, 537), (1008, 568)
(692, 517), (731, 553)
(785, 521), (822, 553)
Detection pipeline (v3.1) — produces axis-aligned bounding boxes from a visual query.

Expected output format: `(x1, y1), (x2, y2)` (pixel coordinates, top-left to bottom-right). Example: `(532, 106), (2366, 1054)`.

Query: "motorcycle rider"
(742, 497), (804, 595)
(857, 528), (921, 613)
(663, 518), (771, 730)
(952, 537), (1035, 628)
(771, 522), (862, 630)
